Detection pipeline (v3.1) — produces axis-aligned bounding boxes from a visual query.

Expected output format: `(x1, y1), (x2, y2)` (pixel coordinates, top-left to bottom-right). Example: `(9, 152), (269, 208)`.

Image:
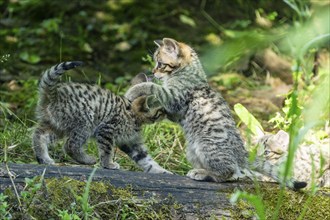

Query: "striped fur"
(125, 38), (307, 190)
(256, 130), (330, 188)
(33, 62), (171, 174)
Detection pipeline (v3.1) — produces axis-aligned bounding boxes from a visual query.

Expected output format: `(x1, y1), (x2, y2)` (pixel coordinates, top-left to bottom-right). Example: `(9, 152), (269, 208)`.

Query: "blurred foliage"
(0, 0), (303, 81)
(202, 5), (329, 75)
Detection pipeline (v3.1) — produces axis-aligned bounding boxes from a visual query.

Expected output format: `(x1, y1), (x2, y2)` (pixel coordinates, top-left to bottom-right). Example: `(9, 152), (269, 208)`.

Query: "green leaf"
(230, 190), (266, 220)
(19, 51), (41, 64)
(234, 103), (264, 136)
(201, 30), (280, 74)
(82, 42), (93, 53)
(179, 14), (196, 27)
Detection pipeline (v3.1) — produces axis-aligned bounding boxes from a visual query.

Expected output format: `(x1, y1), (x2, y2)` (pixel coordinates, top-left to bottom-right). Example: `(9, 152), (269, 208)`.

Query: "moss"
(5, 177), (183, 219)
(229, 183), (330, 219)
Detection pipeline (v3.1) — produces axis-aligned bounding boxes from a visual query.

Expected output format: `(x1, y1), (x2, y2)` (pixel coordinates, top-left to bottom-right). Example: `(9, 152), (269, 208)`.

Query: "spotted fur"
(125, 38), (307, 189)
(33, 62), (171, 174)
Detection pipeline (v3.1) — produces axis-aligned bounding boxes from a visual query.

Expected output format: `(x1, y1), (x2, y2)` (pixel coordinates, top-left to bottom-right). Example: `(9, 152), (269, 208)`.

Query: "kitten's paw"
(147, 165), (173, 174)
(36, 157), (55, 165)
(187, 169), (217, 182)
(104, 162), (120, 170)
(160, 169), (173, 174)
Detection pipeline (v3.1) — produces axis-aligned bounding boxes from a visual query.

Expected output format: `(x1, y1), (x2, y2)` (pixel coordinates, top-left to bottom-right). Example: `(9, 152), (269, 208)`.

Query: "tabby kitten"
(257, 130), (330, 187)
(125, 38), (307, 189)
(32, 61), (171, 174)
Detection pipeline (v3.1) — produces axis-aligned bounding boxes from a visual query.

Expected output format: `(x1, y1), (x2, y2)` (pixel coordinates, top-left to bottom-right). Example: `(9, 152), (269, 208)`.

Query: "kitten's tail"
(39, 61), (83, 92)
(251, 158), (307, 190)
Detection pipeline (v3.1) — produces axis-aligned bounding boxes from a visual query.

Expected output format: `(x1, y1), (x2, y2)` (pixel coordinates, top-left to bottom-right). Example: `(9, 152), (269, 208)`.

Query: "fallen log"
(0, 163), (253, 219)
(1, 163), (329, 219)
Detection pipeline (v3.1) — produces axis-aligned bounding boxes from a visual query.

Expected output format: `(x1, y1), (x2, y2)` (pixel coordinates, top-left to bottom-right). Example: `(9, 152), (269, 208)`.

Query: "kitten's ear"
(273, 130), (289, 150)
(267, 130), (289, 153)
(163, 38), (179, 54)
(144, 95), (162, 109)
(154, 39), (163, 47)
(131, 73), (148, 86)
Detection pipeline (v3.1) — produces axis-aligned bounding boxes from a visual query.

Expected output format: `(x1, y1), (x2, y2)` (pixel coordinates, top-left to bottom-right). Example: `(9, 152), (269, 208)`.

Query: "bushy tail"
(251, 158), (307, 190)
(39, 61), (83, 91)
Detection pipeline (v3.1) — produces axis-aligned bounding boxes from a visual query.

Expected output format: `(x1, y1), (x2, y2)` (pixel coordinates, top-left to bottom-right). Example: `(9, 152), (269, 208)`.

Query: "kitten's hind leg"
(119, 143), (172, 174)
(186, 167), (235, 182)
(32, 127), (56, 165)
(64, 130), (97, 165)
(95, 134), (119, 169)
(187, 148), (235, 182)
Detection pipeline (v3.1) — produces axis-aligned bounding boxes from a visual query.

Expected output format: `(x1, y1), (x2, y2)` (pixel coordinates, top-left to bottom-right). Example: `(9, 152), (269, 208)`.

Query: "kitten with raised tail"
(256, 130), (330, 188)
(125, 38), (307, 190)
(32, 61), (171, 174)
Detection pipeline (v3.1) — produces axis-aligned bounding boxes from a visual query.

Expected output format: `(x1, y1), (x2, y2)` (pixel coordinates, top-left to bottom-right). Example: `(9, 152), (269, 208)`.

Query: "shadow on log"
(0, 163), (260, 219)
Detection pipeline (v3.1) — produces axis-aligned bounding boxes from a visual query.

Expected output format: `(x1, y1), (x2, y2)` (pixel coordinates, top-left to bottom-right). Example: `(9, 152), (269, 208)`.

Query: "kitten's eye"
(153, 110), (162, 120)
(262, 138), (268, 146)
(157, 62), (165, 69)
(264, 150), (270, 155)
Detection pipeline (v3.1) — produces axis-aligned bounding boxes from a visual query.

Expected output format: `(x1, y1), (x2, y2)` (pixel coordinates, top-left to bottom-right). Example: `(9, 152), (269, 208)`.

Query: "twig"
(5, 162), (22, 208)
(200, 0), (225, 33)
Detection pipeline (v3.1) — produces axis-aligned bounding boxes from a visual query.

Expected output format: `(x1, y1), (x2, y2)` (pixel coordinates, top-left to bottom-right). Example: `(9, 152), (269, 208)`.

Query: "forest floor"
(0, 1), (329, 219)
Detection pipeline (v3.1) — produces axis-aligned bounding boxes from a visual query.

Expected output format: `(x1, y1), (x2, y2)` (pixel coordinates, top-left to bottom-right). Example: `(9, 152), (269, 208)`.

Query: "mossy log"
(0, 163), (257, 219)
(2, 163), (329, 219)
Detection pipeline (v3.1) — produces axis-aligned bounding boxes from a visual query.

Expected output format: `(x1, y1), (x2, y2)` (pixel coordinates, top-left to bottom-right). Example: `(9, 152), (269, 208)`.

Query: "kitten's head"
(129, 73), (165, 123)
(256, 130), (289, 159)
(152, 38), (194, 80)
(131, 95), (166, 124)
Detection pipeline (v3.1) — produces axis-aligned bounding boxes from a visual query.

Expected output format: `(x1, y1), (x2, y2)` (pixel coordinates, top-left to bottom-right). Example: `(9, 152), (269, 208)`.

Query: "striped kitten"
(125, 38), (307, 189)
(257, 130), (330, 188)
(32, 61), (171, 174)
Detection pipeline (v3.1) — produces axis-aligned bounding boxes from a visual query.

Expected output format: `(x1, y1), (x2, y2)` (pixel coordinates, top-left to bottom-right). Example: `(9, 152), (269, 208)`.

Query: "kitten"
(256, 130), (330, 188)
(32, 61), (171, 174)
(125, 38), (307, 189)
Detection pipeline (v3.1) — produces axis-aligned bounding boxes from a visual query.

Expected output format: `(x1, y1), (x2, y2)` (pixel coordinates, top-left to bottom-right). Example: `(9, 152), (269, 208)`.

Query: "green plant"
(80, 168), (96, 220)
(65, 168), (97, 219)
(57, 209), (80, 220)
(20, 177), (43, 209)
(0, 54), (10, 63)
(143, 121), (190, 175)
(234, 103), (264, 135)
(283, 0), (311, 23)
(230, 190), (266, 219)
(0, 193), (10, 220)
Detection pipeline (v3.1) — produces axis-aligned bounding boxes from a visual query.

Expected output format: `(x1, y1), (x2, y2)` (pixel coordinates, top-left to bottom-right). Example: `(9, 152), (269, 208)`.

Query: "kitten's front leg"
(119, 143), (172, 174)
(125, 82), (159, 101)
(138, 155), (172, 174)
